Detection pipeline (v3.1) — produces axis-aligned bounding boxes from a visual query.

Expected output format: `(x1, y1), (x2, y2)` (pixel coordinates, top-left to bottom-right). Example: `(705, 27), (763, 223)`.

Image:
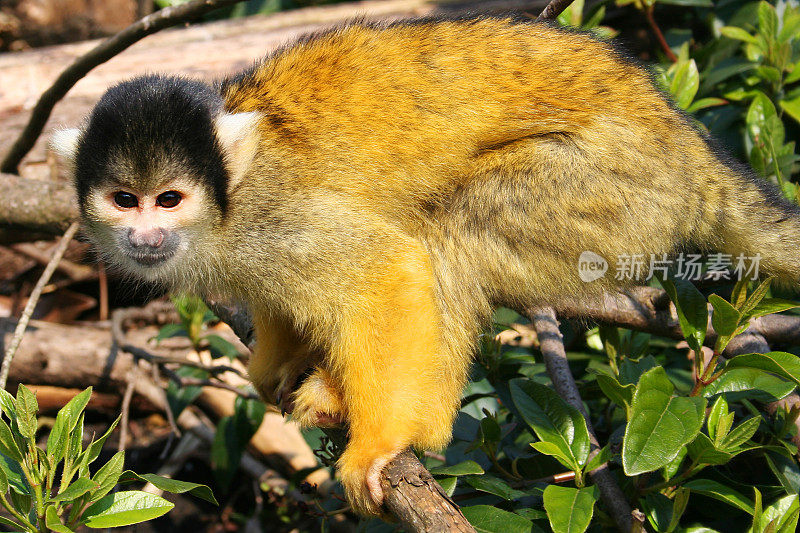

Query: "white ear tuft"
(214, 112), (261, 151)
(214, 112), (261, 189)
(50, 128), (82, 164)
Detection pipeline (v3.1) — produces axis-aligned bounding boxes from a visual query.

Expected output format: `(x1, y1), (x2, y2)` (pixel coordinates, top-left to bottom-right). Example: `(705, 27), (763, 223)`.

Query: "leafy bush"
(0, 386), (216, 531)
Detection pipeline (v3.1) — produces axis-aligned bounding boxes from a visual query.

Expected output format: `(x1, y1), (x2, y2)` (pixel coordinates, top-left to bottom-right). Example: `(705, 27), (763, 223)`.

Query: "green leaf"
(684, 479), (754, 514)
(642, 493), (675, 532)
(463, 475), (527, 501)
(670, 488), (691, 532)
(619, 356), (659, 386)
(687, 433), (735, 465)
(0, 514), (25, 530)
(702, 368), (795, 403)
(660, 279), (707, 352)
(49, 477), (97, 503)
(709, 295), (741, 338)
(46, 505), (74, 533)
(720, 416), (761, 451)
(747, 94), (781, 145)
(543, 485), (597, 533)
(78, 416), (120, 477)
(595, 373), (634, 412)
(0, 419), (22, 462)
(720, 27), (759, 45)
(14, 385), (37, 441)
(707, 396), (734, 444)
(66, 412), (84, 463)
(118, 472), (217, 505)
(686, 97), (727, 114)
(725, 352), (800, 386)
(461, 505), (535, 533)
(47, 387), (92, 463)
(746, 298), (800, 319)
(780, 97), (800, 124)
(204, 334), (241, 360)
(211, 416), (241, 491)
(758, 494), (799, 533)
(166, 367), (205, 418)
(765, 450), (800, 496)
(753, 487), (764, 531)
(0, 389), (16, 418)
(430, 460), (484, 476)
(531, 441), (577, 470)
(152, 323), (189, 342)
(662, 446), (687, 481)
(438, 476), (456, 497)
(670, 58), (700, 109)
(89, 451), (125, 502)
(510, 379), (590, 470)
(758, 1), (779, 42)
(584, 445), (612, 473)
(622, 367), (706, 475)
(232, 396), (266, 444)
(0, 453), (31, 495)
(82, 491), (174, 528)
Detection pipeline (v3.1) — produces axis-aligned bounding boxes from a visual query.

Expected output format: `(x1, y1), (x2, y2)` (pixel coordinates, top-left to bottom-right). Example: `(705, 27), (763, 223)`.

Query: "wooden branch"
(0, 0), (250, 174)
(536, 0), (575, 21)
(530, 307), (636, 533)
(555, 286), (800, 347)
(0, 174), (78, 235)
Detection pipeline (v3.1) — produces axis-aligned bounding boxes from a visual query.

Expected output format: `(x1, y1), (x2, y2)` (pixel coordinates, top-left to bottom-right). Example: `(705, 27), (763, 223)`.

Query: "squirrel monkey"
(53, 17), (800, 515)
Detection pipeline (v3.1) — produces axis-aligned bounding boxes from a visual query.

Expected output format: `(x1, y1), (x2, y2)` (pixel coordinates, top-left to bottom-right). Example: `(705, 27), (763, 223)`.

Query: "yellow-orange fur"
(68, 17), (800, 516)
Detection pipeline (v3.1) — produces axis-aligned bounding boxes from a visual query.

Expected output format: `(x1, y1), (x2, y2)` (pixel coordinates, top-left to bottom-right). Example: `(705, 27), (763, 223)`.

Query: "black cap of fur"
(74, 75), (229, 213)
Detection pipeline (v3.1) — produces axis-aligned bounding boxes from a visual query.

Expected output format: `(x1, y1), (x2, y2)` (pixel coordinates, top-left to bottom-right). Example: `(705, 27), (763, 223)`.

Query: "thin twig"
(536, 0), (576, 21)
(0, 222), (79, 389)
(644, 6), (678, 62)
(118, 369), (138, 453)
(1, 0), (248, 174)
(111, 307), (256, 400)
(530, 307), (637, 533)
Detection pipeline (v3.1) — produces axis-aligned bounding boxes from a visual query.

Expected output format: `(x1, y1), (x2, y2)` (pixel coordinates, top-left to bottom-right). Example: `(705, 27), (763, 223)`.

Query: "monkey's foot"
(289, 367), (346, 427)
(338, 448), (401, 516)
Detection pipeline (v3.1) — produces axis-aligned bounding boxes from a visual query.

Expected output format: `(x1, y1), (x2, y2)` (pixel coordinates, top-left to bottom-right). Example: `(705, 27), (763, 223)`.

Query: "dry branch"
(536, 0), (575, 21)
(0, 174), (77, 235)
(530, 307), (637, 533)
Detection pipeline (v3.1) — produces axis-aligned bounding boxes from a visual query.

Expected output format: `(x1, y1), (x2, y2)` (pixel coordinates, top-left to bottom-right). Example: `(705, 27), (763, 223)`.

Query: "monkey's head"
(53, 75), (260, 284)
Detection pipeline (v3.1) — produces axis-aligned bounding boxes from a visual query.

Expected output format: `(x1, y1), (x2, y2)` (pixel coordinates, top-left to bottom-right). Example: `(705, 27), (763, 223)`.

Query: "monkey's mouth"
(129, 249), (176, 266)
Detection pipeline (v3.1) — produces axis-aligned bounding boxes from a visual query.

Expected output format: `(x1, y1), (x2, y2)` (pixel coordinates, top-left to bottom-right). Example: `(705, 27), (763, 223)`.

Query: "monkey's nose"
(128, 228), (164, 248)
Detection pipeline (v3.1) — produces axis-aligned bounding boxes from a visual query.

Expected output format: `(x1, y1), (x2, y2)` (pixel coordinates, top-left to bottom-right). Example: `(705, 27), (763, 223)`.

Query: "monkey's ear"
(50, 128), (82, 166)
(214, 112), (261, 189)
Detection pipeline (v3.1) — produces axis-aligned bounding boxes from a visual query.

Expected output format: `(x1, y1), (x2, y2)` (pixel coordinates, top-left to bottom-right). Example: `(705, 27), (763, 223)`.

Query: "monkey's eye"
(156, 191), (182, 208)
(113, 191), (138, 208)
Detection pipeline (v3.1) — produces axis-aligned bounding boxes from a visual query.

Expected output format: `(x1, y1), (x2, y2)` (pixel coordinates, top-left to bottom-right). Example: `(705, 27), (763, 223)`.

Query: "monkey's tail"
(706, 158), (800, 285)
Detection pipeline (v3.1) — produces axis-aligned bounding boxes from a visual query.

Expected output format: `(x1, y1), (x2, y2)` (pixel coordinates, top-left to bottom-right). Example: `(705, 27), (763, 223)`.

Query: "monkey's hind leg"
(249, 313), (323, 412)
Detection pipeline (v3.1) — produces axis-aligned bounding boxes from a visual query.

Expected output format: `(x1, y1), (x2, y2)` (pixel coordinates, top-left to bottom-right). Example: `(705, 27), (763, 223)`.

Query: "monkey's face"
(80, 176), (215, 283)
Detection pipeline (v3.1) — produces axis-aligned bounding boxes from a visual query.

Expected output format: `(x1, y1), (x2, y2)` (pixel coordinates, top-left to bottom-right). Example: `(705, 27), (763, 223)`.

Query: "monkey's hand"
(289, 367), (346, 427)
